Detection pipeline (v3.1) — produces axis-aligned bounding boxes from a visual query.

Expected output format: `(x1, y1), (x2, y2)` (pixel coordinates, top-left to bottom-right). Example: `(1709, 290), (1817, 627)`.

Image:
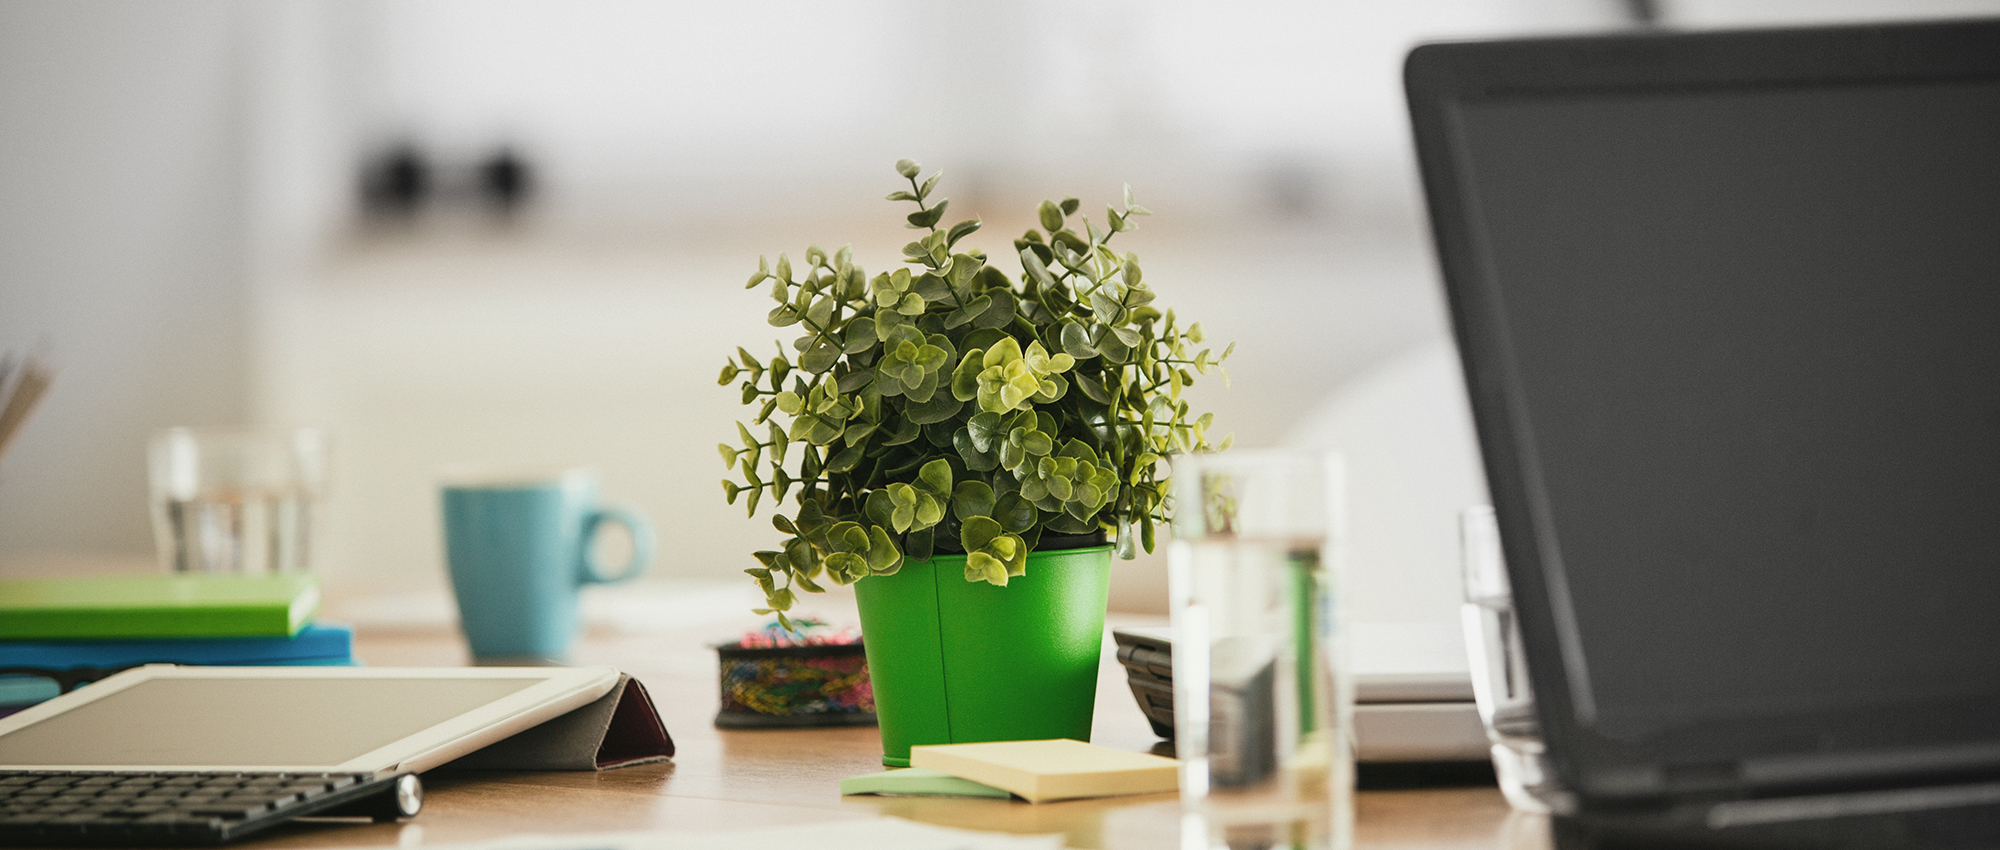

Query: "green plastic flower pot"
(854, 544), (1113, 767)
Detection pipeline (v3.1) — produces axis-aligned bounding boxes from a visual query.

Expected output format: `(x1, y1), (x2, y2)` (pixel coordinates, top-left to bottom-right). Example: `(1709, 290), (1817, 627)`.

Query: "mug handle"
(580, 503), (654, 584)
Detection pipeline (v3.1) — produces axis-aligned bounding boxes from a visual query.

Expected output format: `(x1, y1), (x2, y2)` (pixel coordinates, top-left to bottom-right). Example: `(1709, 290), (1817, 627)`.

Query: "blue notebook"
(0, 622), (355, 668)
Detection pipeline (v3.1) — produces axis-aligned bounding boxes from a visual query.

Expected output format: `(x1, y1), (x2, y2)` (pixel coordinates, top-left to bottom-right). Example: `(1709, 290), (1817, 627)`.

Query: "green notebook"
(0, 574), (320, 639)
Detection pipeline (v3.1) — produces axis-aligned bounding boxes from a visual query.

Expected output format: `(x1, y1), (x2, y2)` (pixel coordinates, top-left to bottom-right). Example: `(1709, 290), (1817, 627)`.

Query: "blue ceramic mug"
(440, 469), (654, 662)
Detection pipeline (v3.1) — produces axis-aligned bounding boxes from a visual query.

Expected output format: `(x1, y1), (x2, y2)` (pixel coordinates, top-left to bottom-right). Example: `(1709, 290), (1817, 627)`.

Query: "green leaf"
(907, 201), (947, 230)
(1037, 199), (1063, 232)
(1020, 248), (1056, 290)
(825, 552), (866, 583)
(1017, 428), (1054, 456)
(800, 340), (840, 374)
(1075, 373), (1111, 404)
(912, 272), (952, 302)
(906, 390), (965, 425)
(721, 479), (741, 503)
(892, 484), (916, 528)
(825, 443), (865, 474)
(1060, 197), (1081, 216)
(953, 480), (996, 519)
(882, 416), (922, 446)
(917, 458), (953, 498)
(896, 159), (920, 179)
(1058, 321), (1098, 361)
(843, 318), (877, 353)
(866, 525), (902, 573)
(914, 493), (944, 528)
(951, 350), (985, 401)
(955, 429), (999, 471)
(972, 290), (1016, 329)
(807, 295), (836, 329)
(964, 411), (1006, 452)
(993, 492), (1037, 533)
(919, 172), (940, 200)
(997, 533), (1028, 577)
(1094, 328), (1133, 362)
(946, 218), (982, 247)
(945, 294), (992, 329)
(717, 443), (739, 468)
(905, 526), (934, 562)
(886, 190), (918, 202)
(863, 490), (895, 529)
(961, 515), (1003, 552)
(966, 551), (1006, 585)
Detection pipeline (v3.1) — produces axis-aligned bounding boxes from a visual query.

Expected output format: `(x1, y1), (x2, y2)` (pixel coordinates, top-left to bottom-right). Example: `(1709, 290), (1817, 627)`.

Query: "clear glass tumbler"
(148, 428), (328, 573)
(1170, 450), (1350, 850)
(1460, 505), (1566, 813)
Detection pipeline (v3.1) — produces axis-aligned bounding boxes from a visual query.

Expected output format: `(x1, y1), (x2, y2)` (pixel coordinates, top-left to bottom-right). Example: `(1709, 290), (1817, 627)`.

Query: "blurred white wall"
(0, 1), (252, 569)
(8, 0), (1997, 620)
(247, 0), (1630, 605)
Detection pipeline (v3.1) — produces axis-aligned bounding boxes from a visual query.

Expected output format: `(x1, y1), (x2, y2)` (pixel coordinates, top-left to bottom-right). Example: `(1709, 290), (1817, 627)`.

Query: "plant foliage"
(721, 160), (1232, 623)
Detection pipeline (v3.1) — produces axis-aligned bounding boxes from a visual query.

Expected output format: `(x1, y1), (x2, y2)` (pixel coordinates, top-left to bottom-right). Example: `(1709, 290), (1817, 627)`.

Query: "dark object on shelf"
(479, 148), (533, 214)
(0, 771), (417, 846)
(1112, 628), (1175, 740)
(714, 641), (876, 729)
(359, 143), (429, 217)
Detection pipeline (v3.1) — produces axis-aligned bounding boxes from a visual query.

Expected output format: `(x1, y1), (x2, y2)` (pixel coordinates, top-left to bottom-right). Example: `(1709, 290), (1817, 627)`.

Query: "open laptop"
(1406, 18), (2000, 847)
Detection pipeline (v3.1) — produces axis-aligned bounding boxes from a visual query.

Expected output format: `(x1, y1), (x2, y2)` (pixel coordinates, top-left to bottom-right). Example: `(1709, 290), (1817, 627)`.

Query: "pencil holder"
(714, 641), (876, 728)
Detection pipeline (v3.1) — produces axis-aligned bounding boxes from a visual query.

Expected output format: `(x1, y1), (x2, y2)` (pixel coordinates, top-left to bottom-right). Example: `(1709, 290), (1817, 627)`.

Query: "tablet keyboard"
(0, 771), (418, 846)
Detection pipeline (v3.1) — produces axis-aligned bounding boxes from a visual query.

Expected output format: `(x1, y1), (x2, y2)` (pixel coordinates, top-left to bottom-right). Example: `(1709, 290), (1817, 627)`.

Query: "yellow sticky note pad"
(909, 739), (1178, 803)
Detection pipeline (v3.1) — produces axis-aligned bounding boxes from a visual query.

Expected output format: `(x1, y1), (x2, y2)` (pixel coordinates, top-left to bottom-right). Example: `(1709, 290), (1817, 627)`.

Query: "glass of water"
(148, 428), (327, 574)
(1460, 505), (1566, 813)
(1170, 450), (1350, 850)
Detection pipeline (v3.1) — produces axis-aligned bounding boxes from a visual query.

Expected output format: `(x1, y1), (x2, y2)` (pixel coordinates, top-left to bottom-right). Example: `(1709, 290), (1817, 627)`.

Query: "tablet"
(0, 665), (620, 773)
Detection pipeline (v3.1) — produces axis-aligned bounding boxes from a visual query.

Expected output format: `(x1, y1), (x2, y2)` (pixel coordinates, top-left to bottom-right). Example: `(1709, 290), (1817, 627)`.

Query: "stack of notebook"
(0, 573), (353, 715)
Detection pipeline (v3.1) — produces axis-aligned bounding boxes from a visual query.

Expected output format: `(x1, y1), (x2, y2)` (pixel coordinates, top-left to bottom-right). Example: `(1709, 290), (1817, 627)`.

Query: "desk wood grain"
(216, 624), (1544, 850)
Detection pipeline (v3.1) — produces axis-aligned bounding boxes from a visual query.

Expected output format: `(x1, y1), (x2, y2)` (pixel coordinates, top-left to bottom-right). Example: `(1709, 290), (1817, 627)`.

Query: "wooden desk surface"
(227, 622), (1546, 850)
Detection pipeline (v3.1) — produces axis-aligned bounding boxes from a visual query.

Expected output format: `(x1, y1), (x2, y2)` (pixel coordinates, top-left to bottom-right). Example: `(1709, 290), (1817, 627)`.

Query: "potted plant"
(719, 159), (1231, 765)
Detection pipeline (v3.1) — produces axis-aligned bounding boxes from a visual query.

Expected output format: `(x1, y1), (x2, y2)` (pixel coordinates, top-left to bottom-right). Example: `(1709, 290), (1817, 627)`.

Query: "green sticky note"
(0, 574), (320, 639)
(839, 767), (1012, 799)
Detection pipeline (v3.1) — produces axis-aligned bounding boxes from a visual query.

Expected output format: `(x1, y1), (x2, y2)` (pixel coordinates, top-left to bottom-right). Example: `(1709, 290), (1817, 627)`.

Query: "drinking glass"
(148, 428), (327, 574)
(1170, 450), (1351, 850)
(1460, 505), (1566, 813)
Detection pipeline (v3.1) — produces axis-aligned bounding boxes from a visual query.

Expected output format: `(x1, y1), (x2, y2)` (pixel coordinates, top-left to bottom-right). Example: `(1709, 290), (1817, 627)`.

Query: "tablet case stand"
(444, 673), (675, 771)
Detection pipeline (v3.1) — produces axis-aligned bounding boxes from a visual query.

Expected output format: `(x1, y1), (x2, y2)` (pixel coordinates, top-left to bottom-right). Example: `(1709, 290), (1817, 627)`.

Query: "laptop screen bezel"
(1404, 18), (2000, 803)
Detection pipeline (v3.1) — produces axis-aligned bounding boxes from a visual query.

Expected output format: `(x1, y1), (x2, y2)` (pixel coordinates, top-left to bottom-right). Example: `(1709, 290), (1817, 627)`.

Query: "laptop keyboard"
(0, 771), (411, 845)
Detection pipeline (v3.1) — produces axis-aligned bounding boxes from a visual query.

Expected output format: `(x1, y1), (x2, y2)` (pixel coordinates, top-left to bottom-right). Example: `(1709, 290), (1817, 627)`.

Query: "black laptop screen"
(1449, 77), (2000, 749)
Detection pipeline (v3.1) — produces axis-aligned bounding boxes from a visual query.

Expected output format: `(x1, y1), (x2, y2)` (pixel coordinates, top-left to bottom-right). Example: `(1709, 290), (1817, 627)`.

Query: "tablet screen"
(0, 676), (538, 767)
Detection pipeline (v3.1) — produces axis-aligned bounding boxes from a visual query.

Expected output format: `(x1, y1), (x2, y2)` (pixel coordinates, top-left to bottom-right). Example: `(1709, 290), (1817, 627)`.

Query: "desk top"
(220, 620), (1540, 850)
